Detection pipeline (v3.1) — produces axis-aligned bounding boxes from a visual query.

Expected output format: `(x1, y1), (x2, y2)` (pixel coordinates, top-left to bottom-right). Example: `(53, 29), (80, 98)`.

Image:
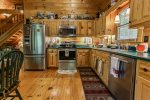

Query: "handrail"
(0, 14), (24, 36)
(0, 20), (24, 46)
(0, 9), (22, 14)
(0, 14), (16, 27)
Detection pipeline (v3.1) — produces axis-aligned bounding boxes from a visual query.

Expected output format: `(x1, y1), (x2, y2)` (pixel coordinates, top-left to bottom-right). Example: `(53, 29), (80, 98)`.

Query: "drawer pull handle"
(143, 68), (148, 72)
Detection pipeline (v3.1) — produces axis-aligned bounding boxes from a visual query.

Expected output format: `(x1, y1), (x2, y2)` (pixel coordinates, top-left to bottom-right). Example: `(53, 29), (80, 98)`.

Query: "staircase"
(0, 13), (24, 46)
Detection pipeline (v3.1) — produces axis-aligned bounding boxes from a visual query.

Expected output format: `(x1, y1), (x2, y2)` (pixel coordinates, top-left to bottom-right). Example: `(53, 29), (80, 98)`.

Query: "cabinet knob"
(143, 68), (148, 72)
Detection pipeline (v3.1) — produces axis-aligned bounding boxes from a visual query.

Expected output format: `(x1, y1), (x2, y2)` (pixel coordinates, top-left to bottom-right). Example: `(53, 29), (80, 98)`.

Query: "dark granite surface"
(94, 48), (150, 61)
(47, 46), (150, 61)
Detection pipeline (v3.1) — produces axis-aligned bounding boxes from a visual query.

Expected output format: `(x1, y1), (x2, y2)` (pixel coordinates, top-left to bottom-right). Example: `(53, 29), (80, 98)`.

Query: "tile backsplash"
(46, 37), (93, 45)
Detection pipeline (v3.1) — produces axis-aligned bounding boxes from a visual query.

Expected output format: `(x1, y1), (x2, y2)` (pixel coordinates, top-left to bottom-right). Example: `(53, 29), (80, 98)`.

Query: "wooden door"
(87, 21), (94, 36)
(82, 52), (89, 67)
(95, 19), (100, 36)
(130, 0), (150, 27)
(77, 21), (87, 36)
(47, 49), (58, 67)
(105, 14), (111, 35)
(135, 77), (150, 100)
(90, 52), (96, 68)
(77, 49), (90, 67)
(47, 53), (53, 67)
(77, 52), (83, 67)
(130, 0), (138, 23)
(142, 0), (150, 19)
(110, 11), (117, 35)
(99, 17), (102, 35)
(49, 20), (60, 36)
(102, 60), (109, 86)
(102, 14), (106, 35)
(47, 53), (57, 67)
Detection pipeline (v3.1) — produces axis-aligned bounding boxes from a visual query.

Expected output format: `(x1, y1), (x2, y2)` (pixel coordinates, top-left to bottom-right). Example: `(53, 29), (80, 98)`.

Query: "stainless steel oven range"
(58, 42), (77, 73)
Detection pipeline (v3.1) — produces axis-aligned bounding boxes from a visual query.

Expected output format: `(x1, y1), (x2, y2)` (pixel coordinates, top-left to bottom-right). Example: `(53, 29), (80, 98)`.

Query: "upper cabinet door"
(95, 19), (100, 36)
(130, 0), (150, 28)
(87, 21), (94, 36)
(77, 21), (88, 36)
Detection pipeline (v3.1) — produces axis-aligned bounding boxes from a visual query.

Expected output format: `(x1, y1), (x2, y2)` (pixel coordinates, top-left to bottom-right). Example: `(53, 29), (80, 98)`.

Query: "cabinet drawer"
(138, 60), (150, 81)
(77, 49), (90, 53)
(47, 49), (57, 53)
(95, 50), (110, 59)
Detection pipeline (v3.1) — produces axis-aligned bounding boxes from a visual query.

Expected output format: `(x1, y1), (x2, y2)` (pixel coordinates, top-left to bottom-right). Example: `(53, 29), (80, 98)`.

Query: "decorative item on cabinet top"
(32, 11), (95, 20)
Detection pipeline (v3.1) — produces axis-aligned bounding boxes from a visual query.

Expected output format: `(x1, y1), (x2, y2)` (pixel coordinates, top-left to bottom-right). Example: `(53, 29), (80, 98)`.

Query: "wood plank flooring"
(8, 69), (86, 100)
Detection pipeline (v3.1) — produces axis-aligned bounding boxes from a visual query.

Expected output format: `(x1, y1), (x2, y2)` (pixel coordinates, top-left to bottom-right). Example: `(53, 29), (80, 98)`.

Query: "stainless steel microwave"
(59, 26), (76, 36)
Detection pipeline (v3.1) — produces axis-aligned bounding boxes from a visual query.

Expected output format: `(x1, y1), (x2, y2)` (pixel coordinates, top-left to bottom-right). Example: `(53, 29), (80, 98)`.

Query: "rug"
(79, 67), (115, 100)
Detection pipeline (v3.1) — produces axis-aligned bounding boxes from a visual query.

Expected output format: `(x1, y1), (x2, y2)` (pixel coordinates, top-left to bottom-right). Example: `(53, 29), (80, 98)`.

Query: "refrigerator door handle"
(32, 26), (35, 52)
(30, 27), (32, 51)
(34, 27), (36, 52)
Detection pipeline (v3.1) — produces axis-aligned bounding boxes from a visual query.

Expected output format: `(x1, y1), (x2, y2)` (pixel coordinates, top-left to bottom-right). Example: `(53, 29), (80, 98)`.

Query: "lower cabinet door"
(47, 53), (57, 67)
(135, 76), (150, 100)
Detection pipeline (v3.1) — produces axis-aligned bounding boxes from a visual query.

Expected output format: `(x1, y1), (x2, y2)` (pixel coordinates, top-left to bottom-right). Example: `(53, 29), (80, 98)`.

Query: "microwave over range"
(59, 25), (76, 36)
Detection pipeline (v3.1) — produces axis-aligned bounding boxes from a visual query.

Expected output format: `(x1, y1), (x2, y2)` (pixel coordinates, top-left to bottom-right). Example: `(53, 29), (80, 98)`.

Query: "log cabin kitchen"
(0, 0), (150, 100)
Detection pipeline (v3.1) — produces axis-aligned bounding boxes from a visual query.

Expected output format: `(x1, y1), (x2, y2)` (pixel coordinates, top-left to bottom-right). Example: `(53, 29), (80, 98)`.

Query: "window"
(117, 8), (138, 40)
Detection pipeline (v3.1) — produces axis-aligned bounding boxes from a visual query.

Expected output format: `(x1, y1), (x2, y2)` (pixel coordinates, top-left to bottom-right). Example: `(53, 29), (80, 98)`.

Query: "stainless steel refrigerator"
(23, 24), (46, 70)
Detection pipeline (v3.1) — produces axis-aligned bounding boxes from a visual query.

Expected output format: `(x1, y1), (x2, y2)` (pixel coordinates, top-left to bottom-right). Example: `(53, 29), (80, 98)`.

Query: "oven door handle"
(58, 49), (76, 51)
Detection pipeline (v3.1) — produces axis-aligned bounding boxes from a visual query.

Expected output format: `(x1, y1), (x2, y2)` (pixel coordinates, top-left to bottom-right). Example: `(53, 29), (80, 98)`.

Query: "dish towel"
(118, 61), (125, 78)
(65, 49), (69, 57)
(97, 59), (103, 76)
(110, 57), (120, 78)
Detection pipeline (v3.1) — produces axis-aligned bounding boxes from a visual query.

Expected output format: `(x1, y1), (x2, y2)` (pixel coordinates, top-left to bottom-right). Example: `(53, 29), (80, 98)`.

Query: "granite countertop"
(47, 45), (59, 49)
(94, 48), (150, 61)
(47, 45), (150, 61)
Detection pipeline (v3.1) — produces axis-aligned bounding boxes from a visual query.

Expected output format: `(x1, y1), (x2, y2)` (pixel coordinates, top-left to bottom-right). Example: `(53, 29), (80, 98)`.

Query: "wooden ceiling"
(22, 0), (110, 17)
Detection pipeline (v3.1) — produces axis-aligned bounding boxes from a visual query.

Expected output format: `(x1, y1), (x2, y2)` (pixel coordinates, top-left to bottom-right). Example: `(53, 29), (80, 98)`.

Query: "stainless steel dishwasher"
(108, 54), (136, 100)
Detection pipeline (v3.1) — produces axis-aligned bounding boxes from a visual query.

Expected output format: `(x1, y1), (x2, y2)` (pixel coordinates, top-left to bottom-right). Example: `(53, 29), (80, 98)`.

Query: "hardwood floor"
(9, 69), (86, 100)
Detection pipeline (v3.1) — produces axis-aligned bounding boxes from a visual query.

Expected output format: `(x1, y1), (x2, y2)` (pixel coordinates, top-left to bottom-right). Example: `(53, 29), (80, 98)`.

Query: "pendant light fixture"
(115, 14), (120, 24)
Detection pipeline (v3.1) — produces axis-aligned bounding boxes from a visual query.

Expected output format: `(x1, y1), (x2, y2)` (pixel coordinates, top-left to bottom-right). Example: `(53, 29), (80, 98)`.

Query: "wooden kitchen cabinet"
(94, 19), (100, 36)
(60, 20), (77, 26)
(90, 50), (97, 68)
(135, 60), (150, 100)
(95, 13), (107, 36)
(130, 0), (150, 28)
(90, 50), (110, 86)
(77, 20), (87, 36)
(105, 11), (117, 35)
(96, 50), (110, 86)
(87, 20), (94, 36)
(49, 20), (60, 36)
(77, 49), (90, 67)
(47, 49), (58, 67)
(77, 20), (94, 36)
(44, 20), (60, 36)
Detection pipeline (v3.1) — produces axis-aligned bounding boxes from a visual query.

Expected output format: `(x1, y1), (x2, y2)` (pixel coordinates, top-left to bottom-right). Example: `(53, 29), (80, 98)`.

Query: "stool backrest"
(0, 51), (24, 93)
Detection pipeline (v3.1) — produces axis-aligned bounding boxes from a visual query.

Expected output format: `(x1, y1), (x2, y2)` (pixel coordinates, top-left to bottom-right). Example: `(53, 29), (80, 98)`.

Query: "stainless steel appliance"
(23, 24), (46, 70)
(109, 54), (136, 100)
(58, 42), (76, 72)
(59, 26), (76, 37)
